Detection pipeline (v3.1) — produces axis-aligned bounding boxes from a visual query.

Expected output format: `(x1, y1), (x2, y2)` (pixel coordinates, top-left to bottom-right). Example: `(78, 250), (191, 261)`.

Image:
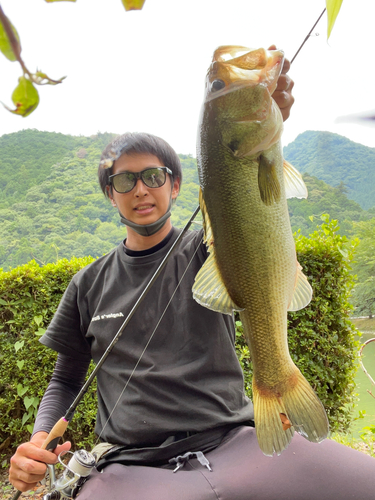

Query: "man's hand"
(269, 44), (295, 122)
(9, 432), (71, 492)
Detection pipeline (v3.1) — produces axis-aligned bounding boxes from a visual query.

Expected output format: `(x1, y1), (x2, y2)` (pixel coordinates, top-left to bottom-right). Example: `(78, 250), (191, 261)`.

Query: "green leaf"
(35, 327), (46, 337)
(22, 412), (31, 426)
(0, 13), (21, 62)
(3, 76), (39, 117)
(34, 315), (43, 327)
(16, 360), (25, 370)
(326, 0), (343, 39)
(338, 248), (348, 259)
(121, 0), (146, 11)
(26, 424), (34, 434)
(17, 384), (28, 397)
(14, 340), (24, 352)
(24, 395), (34, 410)
(0, 298), (8, 305)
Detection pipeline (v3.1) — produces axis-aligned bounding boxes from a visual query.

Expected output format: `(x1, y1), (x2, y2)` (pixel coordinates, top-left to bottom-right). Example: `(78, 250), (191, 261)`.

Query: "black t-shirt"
(40, 227), (254, 447)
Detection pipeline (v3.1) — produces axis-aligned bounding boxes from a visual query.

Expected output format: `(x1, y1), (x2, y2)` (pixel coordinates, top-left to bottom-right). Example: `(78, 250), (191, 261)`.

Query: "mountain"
(288, 173), (372, 236)
(0, 129), (116, 208)
(283, 130), (375, 210)
(0, 129), (373, 270)
(0, 130), (198, 269)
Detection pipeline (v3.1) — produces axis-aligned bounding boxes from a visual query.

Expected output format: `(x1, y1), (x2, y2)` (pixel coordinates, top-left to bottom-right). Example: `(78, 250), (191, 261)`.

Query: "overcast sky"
(1, 0), (374, 155)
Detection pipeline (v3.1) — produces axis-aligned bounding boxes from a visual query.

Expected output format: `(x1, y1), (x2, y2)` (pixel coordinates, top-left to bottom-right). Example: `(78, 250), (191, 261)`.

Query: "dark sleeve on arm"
(39, 278), (92, 357)
(33, 353), (90, 436)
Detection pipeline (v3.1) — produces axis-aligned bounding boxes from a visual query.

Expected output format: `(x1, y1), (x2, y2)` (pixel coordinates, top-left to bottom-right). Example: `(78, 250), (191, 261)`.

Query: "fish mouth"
(204, 46), (284, 103)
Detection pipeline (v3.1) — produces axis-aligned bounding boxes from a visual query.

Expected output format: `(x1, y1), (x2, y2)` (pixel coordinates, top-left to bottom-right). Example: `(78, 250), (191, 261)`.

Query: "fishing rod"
(11, 206), (200, 500)
(290, 8), (326, 64)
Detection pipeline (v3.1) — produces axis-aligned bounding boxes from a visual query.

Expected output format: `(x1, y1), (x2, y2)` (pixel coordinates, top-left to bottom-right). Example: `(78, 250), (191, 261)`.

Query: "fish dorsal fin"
(193, 189), (242, 315)
(288, 263), (313, 312)
(258, 154), (281, 205)
(283, 160), (308, 199)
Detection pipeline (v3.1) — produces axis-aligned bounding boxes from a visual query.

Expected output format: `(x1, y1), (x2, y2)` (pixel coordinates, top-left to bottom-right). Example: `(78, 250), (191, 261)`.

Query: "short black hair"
(98, 132), (183, 198)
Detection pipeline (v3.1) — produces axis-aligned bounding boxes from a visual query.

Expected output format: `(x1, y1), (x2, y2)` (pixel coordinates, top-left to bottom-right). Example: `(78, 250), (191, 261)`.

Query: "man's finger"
(282, 57), (291, 74)
(268, 44), (291, 74)
(276, 74), (294, 93)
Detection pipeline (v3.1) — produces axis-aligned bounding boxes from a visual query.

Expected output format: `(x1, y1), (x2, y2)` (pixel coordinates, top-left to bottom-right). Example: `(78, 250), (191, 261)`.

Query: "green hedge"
(0, 217), (359, 460)
(0, 256), (97, 460)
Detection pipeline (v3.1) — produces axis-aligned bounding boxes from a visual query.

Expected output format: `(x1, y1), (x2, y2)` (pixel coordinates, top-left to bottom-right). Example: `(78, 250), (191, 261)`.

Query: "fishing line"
(95, 234), (204, 445)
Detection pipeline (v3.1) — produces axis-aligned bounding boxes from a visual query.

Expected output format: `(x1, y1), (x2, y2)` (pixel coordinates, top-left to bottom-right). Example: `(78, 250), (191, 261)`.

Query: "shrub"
(0, 257), (97, 460)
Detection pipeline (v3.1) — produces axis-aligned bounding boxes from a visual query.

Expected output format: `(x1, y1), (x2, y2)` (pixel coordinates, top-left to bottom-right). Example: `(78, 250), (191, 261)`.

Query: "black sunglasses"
(109, 166), (172, 194)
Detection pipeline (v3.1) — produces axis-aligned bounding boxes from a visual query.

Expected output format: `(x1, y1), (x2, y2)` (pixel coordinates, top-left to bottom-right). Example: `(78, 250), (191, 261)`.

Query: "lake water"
(350, 333), (375, 438)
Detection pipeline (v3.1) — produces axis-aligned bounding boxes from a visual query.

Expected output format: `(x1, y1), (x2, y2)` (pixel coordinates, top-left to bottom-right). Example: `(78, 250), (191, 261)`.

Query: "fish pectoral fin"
(288, 263), (313, 311)
(195, 188), (241, 314)
(258, 154), (281, 205)
(193, 251), (242, 315)
(199, 188), (214, 248)
(283, 160), (308, 199)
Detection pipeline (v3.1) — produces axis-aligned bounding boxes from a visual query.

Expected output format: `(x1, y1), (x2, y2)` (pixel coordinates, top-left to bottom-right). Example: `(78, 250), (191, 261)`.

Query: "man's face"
(108, 153), (180, 227)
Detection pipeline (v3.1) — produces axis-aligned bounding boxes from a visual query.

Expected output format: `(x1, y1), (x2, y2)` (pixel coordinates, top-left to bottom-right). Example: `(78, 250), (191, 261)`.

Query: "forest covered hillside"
(0, 130), (199, 269)
(0, 129), (116, 207)
(283, 130), (375, 210)
(0, 129), (374, 271)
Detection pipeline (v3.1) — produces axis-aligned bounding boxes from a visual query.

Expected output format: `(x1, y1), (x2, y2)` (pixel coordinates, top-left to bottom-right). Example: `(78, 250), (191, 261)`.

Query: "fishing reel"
(43, 449), (96, 500)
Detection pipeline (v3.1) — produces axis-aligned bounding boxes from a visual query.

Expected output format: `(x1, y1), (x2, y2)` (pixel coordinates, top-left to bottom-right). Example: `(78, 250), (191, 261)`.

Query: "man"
(9, 55), (375, 500)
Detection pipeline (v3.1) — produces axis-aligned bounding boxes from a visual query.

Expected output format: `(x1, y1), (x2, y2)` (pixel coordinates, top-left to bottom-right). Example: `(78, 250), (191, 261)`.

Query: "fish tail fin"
(253, 369), (329, 456)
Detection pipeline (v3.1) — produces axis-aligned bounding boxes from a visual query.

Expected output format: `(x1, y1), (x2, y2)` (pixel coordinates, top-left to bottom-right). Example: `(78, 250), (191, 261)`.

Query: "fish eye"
(211, 79), (225, 92)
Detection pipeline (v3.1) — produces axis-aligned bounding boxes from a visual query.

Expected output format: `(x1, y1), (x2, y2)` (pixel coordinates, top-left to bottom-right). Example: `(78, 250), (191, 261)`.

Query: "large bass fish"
(194, 46), (329, 456)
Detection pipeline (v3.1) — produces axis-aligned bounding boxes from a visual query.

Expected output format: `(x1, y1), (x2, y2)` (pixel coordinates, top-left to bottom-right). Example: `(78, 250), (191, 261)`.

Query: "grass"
(331, 428), (375, 457)
(352, 316), (375, 333)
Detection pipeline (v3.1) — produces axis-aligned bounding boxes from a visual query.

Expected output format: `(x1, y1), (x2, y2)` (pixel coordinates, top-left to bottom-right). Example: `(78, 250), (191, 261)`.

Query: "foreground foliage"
(0, 0), (145, 116)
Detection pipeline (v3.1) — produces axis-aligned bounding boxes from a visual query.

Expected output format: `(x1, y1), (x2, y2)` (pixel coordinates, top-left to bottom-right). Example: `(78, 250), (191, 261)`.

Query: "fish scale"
(194, 45), (329, 456)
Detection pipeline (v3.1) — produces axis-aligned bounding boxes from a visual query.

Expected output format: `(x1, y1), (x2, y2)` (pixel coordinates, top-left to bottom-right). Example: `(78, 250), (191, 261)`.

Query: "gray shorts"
(76, 426), (375, 500)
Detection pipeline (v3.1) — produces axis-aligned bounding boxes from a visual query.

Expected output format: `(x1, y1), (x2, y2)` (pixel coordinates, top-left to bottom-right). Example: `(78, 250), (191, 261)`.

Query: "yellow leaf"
(326, 0), (343, 39)
(121, 0), (146, 11)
